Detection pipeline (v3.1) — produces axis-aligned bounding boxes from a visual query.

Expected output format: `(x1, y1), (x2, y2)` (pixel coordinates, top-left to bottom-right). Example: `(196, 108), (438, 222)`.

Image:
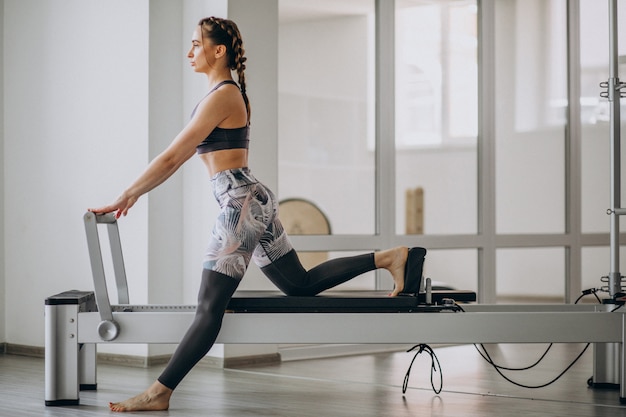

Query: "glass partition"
(395, 0), (478, 235)
(494, 0), (567, 235)
(580, 0), (626, 233)
(278, 0), (376, 235)
(497, 248), (565, 303)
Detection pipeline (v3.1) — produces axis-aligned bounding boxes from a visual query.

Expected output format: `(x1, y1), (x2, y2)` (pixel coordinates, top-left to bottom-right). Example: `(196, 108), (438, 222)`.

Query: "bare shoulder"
(195, 84), (247, 127)
(200, 84), (242, 110)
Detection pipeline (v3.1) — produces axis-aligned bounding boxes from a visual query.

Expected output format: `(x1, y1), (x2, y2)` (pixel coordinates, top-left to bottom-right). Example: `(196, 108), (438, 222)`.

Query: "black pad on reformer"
(226, 290), (476, 313)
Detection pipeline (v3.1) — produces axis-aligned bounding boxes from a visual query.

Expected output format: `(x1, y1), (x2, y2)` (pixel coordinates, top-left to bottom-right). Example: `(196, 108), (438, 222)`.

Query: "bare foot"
(109, 380), (172, 412)
(374, 246), (409, 297)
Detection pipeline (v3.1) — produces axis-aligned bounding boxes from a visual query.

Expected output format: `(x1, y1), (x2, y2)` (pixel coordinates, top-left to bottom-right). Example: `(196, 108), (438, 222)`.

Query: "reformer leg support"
(622, 312), (626, 404)
(157, 270), (240, 390)
(402, 247), (427, 294)
(45, 291), (98, 406)
(79, 343), (97, 390)
(591, 304), (621, 390)
(592, 343), (621, 389)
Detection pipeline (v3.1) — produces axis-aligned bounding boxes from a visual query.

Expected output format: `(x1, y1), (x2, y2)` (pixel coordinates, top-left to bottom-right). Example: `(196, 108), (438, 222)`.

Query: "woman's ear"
(214, 44), (227, 59)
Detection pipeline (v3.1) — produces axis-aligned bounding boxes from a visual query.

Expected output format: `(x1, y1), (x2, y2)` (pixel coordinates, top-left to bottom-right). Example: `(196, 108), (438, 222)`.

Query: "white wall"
(0, 0), (5, 345)
(182, 0), (280, 304)
(4, 0), (150, 351)
(278, 16), (376, 235)
(143, 0), (186, 359)
(179, 0), (281, 359)
(2, 0), (279, 357)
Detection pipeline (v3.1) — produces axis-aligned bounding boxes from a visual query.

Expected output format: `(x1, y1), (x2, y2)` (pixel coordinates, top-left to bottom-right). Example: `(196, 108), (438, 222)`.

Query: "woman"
(90, 16), (422, 412)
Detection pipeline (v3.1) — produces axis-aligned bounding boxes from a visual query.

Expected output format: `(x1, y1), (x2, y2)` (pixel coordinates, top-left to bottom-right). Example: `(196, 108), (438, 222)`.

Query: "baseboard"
(2, 343), (405, 368)
(95, 352), (153, 368)
(496, 295), (565, 304)
(0, 343), (170, 367)
(278, 344), (413, 362)
(199, 353), (281, 369)
(5, 343), (45, 358)
(1, 343), (280, 369)
(96, 352), (281, 369)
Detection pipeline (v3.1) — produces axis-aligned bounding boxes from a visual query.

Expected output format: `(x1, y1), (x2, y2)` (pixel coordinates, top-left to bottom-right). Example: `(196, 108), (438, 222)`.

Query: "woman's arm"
(89, 142), (196, 218)
(89, 87), (240, 218)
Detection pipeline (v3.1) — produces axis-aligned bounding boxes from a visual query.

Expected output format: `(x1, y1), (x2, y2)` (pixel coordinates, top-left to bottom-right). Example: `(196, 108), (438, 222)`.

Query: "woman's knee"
(197, 269), (241, 312)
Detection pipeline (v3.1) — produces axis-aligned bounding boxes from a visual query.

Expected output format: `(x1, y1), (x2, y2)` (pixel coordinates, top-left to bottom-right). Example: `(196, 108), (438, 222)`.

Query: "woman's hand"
(88, 192), (138, 219)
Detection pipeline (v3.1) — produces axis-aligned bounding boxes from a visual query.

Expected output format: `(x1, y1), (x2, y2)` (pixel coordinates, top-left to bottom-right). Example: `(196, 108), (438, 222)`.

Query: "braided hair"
(198, 17), (250, 123)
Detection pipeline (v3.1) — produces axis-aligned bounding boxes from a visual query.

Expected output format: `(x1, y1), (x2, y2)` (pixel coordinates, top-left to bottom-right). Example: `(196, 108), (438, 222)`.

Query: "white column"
(0, 0), (6, 347)
(218, 0), (280, 363)
(145, 0), (185, 358)
(176, 0), (281, 365)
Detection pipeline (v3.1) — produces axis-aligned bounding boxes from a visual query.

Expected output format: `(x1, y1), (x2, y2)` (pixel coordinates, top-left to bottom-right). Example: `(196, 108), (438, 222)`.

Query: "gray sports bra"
(194, 80), (250, 154)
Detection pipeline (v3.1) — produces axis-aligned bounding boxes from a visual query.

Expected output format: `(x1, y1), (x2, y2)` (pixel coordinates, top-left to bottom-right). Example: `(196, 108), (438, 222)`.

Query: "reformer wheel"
(97, 319), (120, 341)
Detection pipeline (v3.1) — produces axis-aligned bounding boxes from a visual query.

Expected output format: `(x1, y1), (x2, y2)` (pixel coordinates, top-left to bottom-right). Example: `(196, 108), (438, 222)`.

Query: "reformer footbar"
(44, 213), (625, 406)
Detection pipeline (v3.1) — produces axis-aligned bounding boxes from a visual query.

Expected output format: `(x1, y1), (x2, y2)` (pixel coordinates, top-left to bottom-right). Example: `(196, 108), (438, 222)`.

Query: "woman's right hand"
(88, 192), (138, 219)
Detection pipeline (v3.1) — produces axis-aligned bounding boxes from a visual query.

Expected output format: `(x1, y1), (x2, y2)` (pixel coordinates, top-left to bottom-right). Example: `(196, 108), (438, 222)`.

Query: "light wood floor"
(2, 343), (626, 416)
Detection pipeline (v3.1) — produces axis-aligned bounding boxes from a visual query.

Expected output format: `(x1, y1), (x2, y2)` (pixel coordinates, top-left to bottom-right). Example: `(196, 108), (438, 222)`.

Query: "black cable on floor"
(454, 288), (607, 389)
(455, 303), (556, 373)
(402, 290), (620, 394)
(473, 342), (553, 371)
(477, 341), (590, 389)
(402, 344), (442, 395)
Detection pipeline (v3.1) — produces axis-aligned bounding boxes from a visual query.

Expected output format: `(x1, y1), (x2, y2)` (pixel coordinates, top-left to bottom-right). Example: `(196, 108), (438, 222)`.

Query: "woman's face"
(187, 27), (226, 73)
(188, 27), (210, 73)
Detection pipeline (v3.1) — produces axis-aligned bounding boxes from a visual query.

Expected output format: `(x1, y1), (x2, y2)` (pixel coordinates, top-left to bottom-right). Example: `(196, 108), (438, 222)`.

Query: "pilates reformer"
(44, 212), (626, 406)
(42, 0), (626, 407)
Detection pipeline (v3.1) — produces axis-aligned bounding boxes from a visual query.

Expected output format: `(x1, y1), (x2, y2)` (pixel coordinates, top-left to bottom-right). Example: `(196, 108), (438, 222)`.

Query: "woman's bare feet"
(109, 380), (173, 412)
(374, 246), (409, 297)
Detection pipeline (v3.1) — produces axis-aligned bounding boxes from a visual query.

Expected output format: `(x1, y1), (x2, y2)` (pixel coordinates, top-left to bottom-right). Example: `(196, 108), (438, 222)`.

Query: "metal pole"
(607, 0), (622, 299)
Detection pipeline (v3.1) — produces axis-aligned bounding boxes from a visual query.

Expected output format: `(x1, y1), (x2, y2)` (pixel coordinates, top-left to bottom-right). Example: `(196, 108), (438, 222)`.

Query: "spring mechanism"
(600, 275), (625, 293)
(600, 79), (626, 99)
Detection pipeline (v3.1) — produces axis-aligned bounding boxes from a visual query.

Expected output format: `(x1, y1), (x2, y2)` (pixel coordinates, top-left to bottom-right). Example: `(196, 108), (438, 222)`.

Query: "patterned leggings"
(157, 168), (376, 390)
(204, 167), (376, 295)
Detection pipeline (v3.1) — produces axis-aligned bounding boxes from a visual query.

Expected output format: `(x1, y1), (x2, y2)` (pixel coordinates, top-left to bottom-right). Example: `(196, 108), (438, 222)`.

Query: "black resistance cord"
(401, 289), (622, 393)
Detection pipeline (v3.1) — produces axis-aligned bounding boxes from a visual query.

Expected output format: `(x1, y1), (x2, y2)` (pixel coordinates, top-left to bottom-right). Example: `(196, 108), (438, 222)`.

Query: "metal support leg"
(44, 303), (80, 405)
(45, 290), (97, 406)
(593, 342), (620, 388)
(79, 343), (97, 391)
(592, 304), (621, 389)
(621, 314), (626, 403)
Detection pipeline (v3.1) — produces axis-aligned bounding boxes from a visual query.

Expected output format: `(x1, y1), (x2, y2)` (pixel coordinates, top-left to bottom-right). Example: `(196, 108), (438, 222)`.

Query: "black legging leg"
(157, 269), (240, 390)
(260, 249), (376, 296)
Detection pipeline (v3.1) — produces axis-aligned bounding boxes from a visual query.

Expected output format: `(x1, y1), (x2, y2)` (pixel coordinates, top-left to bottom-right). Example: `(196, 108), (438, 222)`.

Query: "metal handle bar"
(83, 211), (130, 340)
